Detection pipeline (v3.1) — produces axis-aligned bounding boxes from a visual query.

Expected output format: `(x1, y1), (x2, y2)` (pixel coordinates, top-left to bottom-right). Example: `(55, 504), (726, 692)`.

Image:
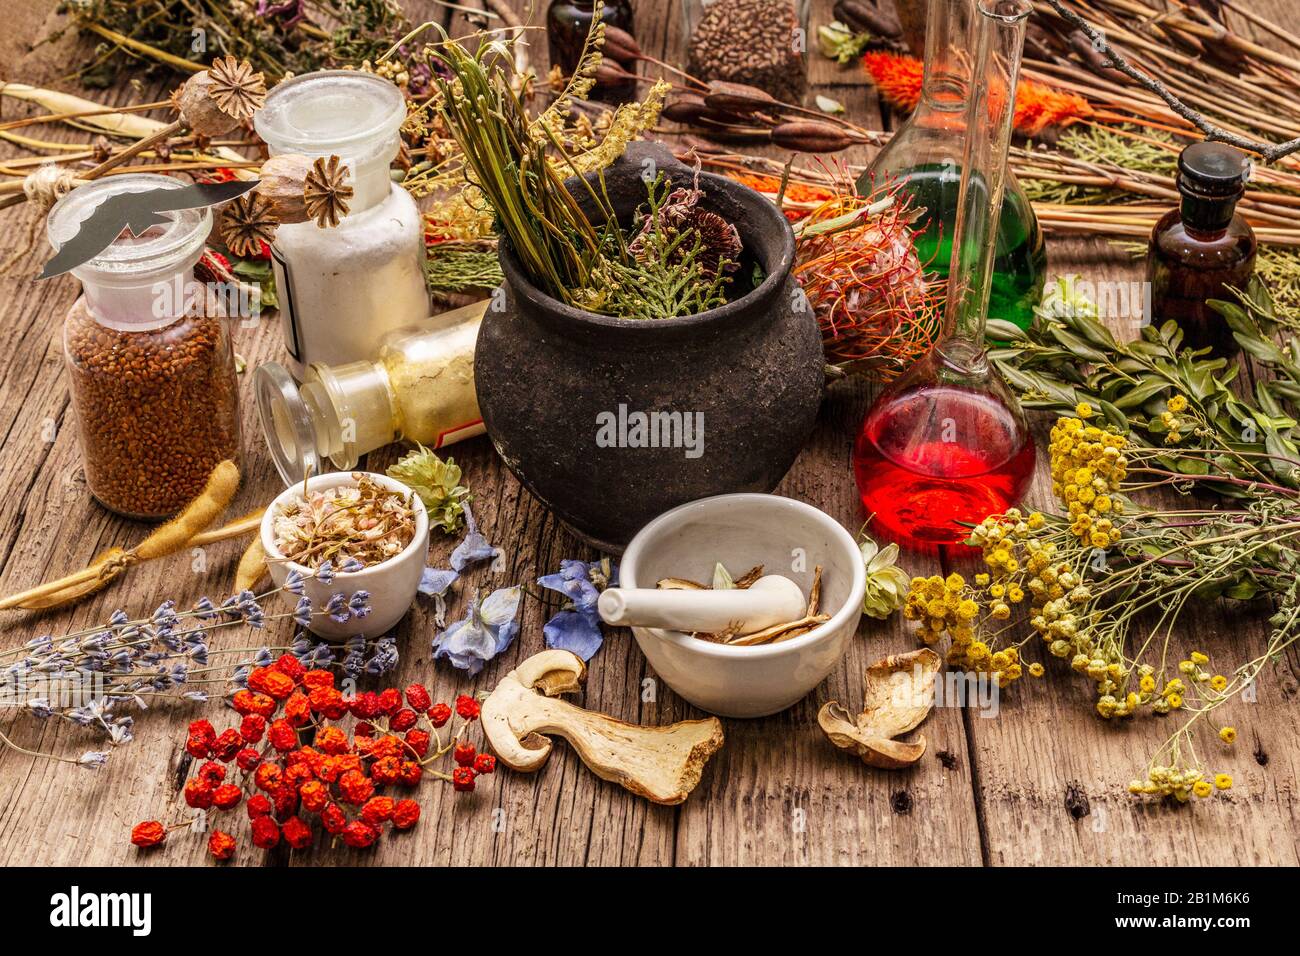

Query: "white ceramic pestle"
(597, 575), (806, 635)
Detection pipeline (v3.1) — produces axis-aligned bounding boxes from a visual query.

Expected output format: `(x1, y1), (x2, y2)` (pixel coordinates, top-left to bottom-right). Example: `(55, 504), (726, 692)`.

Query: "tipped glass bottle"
(1146, 142), (1256, 355)
(854, 0), (1036, 548)
(253, 71), (429, 379)
(255, 301), (486, 484)
(861, 0), (1045, 331)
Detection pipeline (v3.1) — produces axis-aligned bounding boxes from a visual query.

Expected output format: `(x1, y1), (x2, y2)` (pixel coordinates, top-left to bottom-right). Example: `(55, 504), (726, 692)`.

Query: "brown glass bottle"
(547, 0), (637, 104)
(1147, 142), (1256, 355)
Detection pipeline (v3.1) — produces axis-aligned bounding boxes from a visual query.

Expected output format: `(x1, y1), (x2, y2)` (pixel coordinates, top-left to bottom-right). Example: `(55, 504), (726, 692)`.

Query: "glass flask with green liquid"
(858, 0), (1045, 331)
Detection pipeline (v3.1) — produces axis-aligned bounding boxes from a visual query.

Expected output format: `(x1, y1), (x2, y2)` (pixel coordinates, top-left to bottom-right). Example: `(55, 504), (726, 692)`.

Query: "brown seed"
(703, 81), (781, 115)
(64, 292), (242, 519)
(770, 120), (857, 153)
(602, 25), (642, 64)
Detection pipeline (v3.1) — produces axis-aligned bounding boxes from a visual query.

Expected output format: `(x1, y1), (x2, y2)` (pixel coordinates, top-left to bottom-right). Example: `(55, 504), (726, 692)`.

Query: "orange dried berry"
(390, 708), (418, 732)
(284, 691), (312, 727)
(338, 769), (374, 805)
(208, 829), (236, 860)
(404, 730), (430, 758)
(212, 783), (242, 810)
(233, 690), (277, 718)
(341, 820), (379, 848)
(248, 667), (296, 700)
(321, 802), (347, 835)
(392, 799), (420, 830)
(453, 742), (476, 767)
(254, 762), (282, 792)
(269, 718), (298, 752)
(308, 685), (348, 719)
(398, 761), (422, 786)
(197, 760), (226, 785)
(131, 821), (166, 848)
(300, 779), (328, 812)
(236, 747), (262, 772)
(239, 713), (267, 743)
(316, 726), (350, 755)
(429, 703), (452, 727)
(184, 779), (215, 809)
(360, 796), (395, 826)
(455, 695), (480, 721)
(247, 794), (273, 819)
(251, 815), (280, 849)
(452, 766), (476, 792)
(211, 728), (242, 761)
(282, 816), (313, 850)
(371, 755), (402, 785)
(301, 669), (335, 690)
(405, 684), (432, 712)
(272, 653), (305, 682)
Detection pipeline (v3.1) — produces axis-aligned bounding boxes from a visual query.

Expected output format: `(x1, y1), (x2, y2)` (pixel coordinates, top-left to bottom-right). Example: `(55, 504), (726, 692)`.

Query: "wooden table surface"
(0, 0), (1297, 867)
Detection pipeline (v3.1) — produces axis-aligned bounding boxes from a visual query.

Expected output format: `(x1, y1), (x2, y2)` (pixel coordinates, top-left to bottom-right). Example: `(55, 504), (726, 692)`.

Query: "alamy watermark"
(595, 404), (705, 459)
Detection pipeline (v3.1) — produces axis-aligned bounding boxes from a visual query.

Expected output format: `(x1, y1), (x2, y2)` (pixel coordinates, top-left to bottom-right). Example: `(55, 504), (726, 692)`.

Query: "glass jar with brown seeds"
(48, 175), (243, 519)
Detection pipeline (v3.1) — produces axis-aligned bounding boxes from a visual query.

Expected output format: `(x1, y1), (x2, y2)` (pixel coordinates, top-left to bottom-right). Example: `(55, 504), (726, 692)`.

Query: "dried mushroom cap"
(818, 647), (941, 769)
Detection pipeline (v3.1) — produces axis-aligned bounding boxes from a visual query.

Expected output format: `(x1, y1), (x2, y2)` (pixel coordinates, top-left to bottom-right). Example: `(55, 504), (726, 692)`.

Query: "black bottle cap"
(1177, 142), (1249, 199)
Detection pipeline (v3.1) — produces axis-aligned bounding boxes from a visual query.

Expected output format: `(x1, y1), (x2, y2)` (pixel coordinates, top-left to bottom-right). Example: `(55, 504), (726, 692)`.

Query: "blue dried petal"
(543, 609), (605, 661)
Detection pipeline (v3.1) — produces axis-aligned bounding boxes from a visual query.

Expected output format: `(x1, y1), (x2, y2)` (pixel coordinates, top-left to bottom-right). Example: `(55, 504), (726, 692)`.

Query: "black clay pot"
(475, 143), (825, 550)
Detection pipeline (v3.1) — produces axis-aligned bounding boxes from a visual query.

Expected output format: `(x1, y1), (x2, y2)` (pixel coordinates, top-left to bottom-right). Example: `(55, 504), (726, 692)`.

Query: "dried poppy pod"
(257, 153), (354, 228)
(173, 56), (267, 137)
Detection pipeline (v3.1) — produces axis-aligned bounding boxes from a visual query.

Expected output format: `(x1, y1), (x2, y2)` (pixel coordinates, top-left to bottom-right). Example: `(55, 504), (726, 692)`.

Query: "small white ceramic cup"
(260, 471), (429, 641)
(619, 493), (866, 718)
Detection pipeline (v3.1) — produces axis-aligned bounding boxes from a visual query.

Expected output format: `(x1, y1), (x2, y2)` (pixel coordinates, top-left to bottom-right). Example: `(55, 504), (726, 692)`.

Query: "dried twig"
(1041, 0), (1300, 161)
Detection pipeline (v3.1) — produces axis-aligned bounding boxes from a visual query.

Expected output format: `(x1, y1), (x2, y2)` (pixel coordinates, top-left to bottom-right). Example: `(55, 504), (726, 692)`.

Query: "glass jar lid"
(45, 173), (210, 280)
(253, 70), (406, 160)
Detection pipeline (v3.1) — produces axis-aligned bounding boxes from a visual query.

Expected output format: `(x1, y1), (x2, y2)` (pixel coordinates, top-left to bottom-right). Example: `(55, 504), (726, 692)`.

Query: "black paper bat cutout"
(40, 179), (259, 280)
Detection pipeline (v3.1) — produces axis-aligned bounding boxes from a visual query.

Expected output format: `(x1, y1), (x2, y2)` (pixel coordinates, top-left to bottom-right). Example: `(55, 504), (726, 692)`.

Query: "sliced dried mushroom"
(818, 647), (941, 769)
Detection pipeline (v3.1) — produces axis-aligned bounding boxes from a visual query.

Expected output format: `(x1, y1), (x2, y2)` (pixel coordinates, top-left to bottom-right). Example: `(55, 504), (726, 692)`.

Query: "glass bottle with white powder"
(254, 71), (429, 378)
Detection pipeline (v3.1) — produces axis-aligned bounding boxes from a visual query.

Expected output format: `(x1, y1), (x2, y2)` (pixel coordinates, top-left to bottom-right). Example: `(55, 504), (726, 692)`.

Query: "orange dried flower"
(862, 51), (1091, 135)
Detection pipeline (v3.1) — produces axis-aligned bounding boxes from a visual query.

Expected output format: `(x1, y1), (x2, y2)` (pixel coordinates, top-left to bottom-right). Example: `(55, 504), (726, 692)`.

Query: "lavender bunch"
(0, 567), (375, 769)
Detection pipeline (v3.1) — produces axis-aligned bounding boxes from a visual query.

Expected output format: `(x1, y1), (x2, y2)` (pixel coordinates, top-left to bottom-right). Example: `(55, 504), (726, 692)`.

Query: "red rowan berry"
(232, 690), (276, 718)
(405, 684), (432, 712)
(272, 784), (299, 819)
(390, 708), (418, 732)
(272, 654), (305, 682)
(428, 702), (452, 727)
(392, 799), (420, 830)
(211, 728), (242, 761)
(404, 730), (430, 758)
(236, 748), (262, 772)
(184, 779), (214, 809)
(283, 691), (312, 727)
(360, 796), (395, 826)
(455, 695), (480, 721)
(207, 829), (236, 860)
(338, 769), (374, 805)
(308, 685), (348, 719)
(399, 761), (422, 786)
(212, 784), (242, 810)
(355, 722), (375, 737)
(473, 753), (496, 775)
(186, 734), (211, 759)
(249, 667), (296, 701)
(371, 756), (402, 785)
(349, 691), (380, 720)
(188, 719), (215, 744)
(316, 726), (350, 755)
(251, 815), (280, 849)
(247, 794), (272, 819)
(453, 742), (476, 766)
(452, 766), (476, 792)
(301, 669), (334, 690)
(254, 762), (282, 792)
(377, 688), (402, 716)
(131, 821), (166, 848)
(268, 719), (298, 752)
(239, 713), (267, 744)
(321, 802), (347, 834)
(300, 780), (328, 813)
(282, 816), (313, 850)
(341, 820), (378, 848)
(197, 760), (226, 786)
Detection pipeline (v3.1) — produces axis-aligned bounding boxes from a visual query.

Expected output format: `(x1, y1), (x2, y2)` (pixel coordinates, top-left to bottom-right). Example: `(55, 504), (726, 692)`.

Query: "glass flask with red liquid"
(854, 0), (1036, 548)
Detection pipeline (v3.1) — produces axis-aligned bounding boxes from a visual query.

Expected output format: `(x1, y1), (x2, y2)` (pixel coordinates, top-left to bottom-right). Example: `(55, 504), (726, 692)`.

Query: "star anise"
(206, 56), (267, 125)
(220, 192), (277, 258)
(303, 155), (354, 229)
